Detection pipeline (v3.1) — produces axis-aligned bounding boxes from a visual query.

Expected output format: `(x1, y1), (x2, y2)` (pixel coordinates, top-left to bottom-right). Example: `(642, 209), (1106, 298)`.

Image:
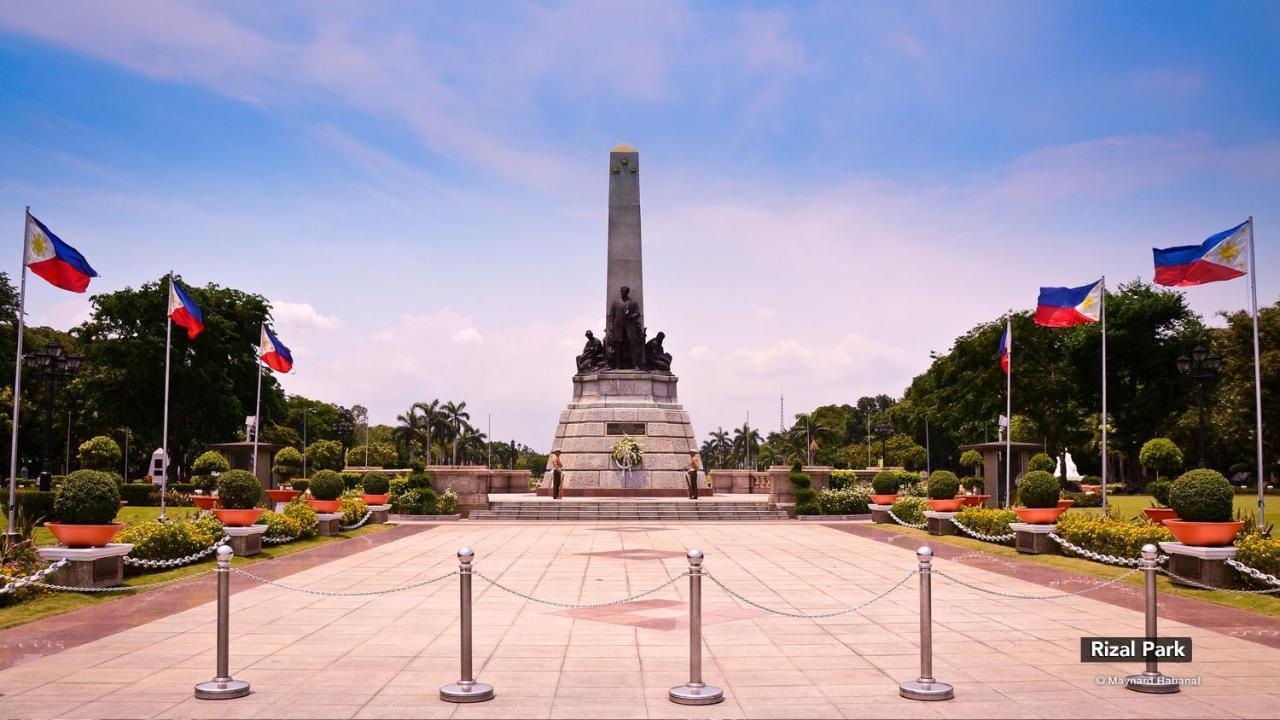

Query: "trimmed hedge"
(871, 471), (900, 495)
(216, 470), (262, 510)
(1017, 470), (1060, 509)
(926, 470), (959, 500)
(1, 490), (55, 524)
(308, 470), (345, 501)
(53, 470), (120, 524)
(362, 471), (390, 495)
(1169, 469), (1234, 522)
(118, 483), (157, 507)
(191, 451), (230, 476)
(816, 488), (870, 515)
(790, 462), (818, 515)
(1027, 452), (1055, 474)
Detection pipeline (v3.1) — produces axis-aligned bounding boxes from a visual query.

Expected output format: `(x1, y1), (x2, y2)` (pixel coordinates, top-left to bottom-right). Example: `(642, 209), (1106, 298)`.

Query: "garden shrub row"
(953, 506), (1016, 539)
(1053, 513), (1174, 558)
(815, 488), (870, 515)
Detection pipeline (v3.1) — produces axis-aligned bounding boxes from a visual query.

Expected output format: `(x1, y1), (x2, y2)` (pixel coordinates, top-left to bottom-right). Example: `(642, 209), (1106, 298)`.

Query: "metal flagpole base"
(899, 678), (955, 701)
(1124, 672), (1180, 694)
(194, 678), (250, 700)
(440, 680), (495, 703)
(668, 682), (724, 705)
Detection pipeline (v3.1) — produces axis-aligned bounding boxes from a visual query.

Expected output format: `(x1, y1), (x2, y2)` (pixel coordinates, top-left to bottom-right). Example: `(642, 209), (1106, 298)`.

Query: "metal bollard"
(899, 546), (954, 701)
(1125, 544), (1179, 694)
(440, 547), (495, 702)
(668, 548), (724, 705)
(194, 545), (250, 700)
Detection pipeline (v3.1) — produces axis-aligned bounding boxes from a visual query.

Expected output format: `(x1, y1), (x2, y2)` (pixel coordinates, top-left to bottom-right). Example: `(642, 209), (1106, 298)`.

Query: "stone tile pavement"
(1, 521), (1278, 719)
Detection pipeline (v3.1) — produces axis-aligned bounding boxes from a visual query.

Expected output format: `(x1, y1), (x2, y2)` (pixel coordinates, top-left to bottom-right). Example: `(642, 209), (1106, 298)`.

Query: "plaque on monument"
(548, 144), (700, 495)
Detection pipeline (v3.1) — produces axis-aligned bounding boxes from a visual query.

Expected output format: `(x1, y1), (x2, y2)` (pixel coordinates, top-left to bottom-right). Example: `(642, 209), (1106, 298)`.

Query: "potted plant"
(1164, 469), (1243, 546)
(46, 470), (123, 548)
(1012, 470), (1066, 524)
(1080, 475), (1102, 494)
(1142, 478), (1178, 524)
(925, 470), (963, 512)
(212, 470), (264, 527)
(190, 492), (219, 511)
(361, 471), (391, 505)
(869, 470), (900, 505)
(307, 470), (345, 513)
(268, 447), (304, 502)
(959, 477), (990, 506)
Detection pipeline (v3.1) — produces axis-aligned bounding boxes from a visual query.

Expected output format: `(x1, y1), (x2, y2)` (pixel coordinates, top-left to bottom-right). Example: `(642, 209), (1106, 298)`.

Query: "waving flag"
(1035, 280), (1102, 327)
(259, 325), (293, 373)
(24, 213), (98, 293)
(1154, 220), (1250, 287)
(168, 278), (204, 339)
(998, 324), (1010, 375)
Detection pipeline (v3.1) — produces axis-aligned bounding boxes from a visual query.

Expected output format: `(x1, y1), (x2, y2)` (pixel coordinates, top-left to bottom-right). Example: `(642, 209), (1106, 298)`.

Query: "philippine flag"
(998, 325), (1011, 375)
(259, 325), (293, 373)
(1035, 280), (1102, 327)
(168, 279), (204, 339)
(1153, 220), (1250, 287)
(24, 213), (98, 293)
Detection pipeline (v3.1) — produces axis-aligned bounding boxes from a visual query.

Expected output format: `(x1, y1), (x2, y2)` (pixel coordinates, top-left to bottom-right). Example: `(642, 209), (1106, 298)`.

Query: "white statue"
(1053, 449), (1083, 482)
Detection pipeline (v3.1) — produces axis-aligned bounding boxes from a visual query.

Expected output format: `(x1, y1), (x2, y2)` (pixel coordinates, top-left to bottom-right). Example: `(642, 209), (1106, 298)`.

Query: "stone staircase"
(469, 499), (788, 522)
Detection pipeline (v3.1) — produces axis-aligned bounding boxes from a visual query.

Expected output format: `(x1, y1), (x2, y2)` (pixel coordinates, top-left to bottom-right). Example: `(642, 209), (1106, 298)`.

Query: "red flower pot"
(960, 495), (990, 507)
(265, 489), (302, 504)
(191, 495), (219, 511)
(213, 508), (265, 527)
(926, 498), (964, 512)
(1056, 499), (1075, 510)
(309, 499), (342, 513)
(1142, 507), (1179, 524)
(869, 494), (899, 505)
(46, 523), (123, 549)
(1080, 484), (1101, 494)
(361, 493), (390, 505)
(1162, 519), (1244, 547)
(1012, 506), (1067, 525)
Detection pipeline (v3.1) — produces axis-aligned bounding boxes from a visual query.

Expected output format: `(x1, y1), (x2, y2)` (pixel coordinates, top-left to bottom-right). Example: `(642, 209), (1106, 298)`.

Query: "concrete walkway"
(1, 521), (1277, 719)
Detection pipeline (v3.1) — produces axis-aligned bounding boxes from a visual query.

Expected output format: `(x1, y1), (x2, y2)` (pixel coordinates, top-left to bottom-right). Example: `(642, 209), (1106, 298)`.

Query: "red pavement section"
(0, 523), (431, 671)
(830, 523), (1280, 649)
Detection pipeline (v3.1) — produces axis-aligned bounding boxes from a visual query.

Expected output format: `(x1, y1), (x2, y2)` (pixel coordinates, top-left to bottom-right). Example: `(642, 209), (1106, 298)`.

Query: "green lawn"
(1072, 493), (1280, 529)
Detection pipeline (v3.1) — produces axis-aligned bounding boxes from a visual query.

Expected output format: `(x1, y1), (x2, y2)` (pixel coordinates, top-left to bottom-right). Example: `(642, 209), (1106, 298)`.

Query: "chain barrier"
(24, 568), (217, 593)
(231, 567), (457, 597)
(123, 536), (229, 569)
(263, 534), (297, 545)
(1225, 558), (1280, 588)
(0, 559), (68, 595)
(948, 518), (1015, 543)
(704, 568), (918, 619)
(932, 566), (1142, 600)
(473, 569), (690, 609)
(886, 508), (927, 529)
(1048, 532), (1168, 568)
(340, 510), (373, 531)
(1157, 566), (1280, 595)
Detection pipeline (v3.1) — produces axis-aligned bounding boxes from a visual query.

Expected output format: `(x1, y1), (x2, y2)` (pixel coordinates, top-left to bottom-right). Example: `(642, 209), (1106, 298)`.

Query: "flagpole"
(1247, 217), (1265, 520)
(1005, 314), (1012, 509)
(1100, 277), (1109, 517)
(160, 273), (173, 521)
(6, 209), (30, 540)
(252, 327), (263, 481)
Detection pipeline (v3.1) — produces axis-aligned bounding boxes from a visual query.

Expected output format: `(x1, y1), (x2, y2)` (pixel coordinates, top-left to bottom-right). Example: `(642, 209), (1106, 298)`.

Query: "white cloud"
(451, 327), (484, 345)
(271, 301), (340, 331)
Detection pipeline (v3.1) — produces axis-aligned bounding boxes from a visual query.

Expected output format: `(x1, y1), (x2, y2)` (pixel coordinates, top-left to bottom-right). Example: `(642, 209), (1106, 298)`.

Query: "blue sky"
(1, 1), (1277, 447)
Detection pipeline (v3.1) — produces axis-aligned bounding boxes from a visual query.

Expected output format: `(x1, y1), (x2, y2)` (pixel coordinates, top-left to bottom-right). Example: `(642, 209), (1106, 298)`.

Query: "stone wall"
(707, 469), (770, 494)
(766, 465), (833, 507)
(423, 466), (533, 517)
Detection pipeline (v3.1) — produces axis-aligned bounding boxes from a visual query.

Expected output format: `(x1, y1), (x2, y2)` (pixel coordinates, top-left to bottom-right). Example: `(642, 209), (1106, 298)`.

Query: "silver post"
(669, 548), (724, 705)
(1125, 544), (1178, 694)
(440, 547), (494, 702)
(900, 546), (954, 701)
(194, 545), (250, 700)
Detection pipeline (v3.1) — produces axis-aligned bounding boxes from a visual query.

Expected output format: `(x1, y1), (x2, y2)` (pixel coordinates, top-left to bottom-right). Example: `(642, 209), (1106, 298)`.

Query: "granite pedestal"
(223, 525), (266, 557)
(869, 503), (893, 524)
(925, 511), (958, 536)
(1158, 542), (1240, 589)
(368, 504), (390, 524)
(37, 543), (134, 589)
(316, 512), (341, 536)
(1010, 522), (1058, 555)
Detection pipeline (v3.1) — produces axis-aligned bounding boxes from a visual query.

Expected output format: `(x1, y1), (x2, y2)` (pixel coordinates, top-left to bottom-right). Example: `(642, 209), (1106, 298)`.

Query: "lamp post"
(874, 419), (894, 466)
(23, 341), (82, 492)
(1176, 345), (1222, 468)
(301, 407), (316, 479)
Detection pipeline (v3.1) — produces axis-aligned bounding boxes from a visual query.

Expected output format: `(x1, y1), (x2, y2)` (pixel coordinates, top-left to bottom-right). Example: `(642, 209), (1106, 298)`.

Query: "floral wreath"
(610, 435), (644, 468)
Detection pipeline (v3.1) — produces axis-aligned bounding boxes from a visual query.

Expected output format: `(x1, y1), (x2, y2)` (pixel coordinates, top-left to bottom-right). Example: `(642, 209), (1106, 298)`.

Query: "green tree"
(77, 435), (121, 471)
(346, 442), (397, 467)
(307, 439), (343, 471)
(1139, 438), (1184, 479)
(441, 400), (471, 465)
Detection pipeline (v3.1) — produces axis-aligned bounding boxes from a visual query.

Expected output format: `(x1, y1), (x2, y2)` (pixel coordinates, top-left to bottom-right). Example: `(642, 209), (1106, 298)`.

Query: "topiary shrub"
(1139, 438), (1184, 478)
(1027, 453), (1055, 474)
(926, 470), (959, 500)
(1017, 470), (1060, 509)
(308, 470), (345, 501)
(959, 450), (983, 476)
(790, 462), (818, 515)
(1168, 469), (1234, 522)
(1148, 478), (1172, 508)
(191, 450), (230, 476)
(362, 471), (390, 495)
(871, 471), (900, 495)
(53, 470), (120, 524)
(190, 474), (218, 494)
(78, 436), (122, 471)
(216, 470), (262, 510)
(889, 496), (928, 525)
(962, 477), (985, 493)
(291, 478), (309, 494)
(272, 447), (303, 481)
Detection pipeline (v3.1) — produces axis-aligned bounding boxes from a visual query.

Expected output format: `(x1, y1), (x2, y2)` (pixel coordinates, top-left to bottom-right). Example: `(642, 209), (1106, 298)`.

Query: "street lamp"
(873, 419), (894, 466)
(1176, 344), (1222, 468)
(23, 341), (82, 491)
(301, 407), (316, 479)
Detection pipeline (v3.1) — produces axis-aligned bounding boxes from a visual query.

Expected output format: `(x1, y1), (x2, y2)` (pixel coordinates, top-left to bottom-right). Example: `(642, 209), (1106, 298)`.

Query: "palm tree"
(708, 427), (732, 469)
(413, 399), (442, 464)
(442, 400), (471, 465)
(458, 426), (487, 465)
(732, 423), (762, 470)
(393, 405), (428, 461)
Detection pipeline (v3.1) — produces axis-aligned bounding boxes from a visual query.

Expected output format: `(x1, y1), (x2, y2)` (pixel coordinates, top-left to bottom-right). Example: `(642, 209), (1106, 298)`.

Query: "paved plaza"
(2, 521), (1279, 719)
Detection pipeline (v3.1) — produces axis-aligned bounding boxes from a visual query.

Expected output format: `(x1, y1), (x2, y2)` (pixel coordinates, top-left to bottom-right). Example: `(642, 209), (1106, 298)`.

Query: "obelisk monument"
(546, 144), (699, 496)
